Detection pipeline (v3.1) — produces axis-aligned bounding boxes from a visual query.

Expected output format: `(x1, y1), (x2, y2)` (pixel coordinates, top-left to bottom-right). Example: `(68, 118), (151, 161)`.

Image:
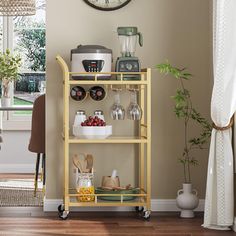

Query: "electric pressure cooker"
(71, 45), (112, 80)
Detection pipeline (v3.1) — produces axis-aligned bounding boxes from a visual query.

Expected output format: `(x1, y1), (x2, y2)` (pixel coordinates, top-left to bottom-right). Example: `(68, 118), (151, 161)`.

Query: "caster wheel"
(142, 210), (151, 220)
(58, 204), (64, 213)
(59, 210), (69, 220)
(135, 206), (144, 213)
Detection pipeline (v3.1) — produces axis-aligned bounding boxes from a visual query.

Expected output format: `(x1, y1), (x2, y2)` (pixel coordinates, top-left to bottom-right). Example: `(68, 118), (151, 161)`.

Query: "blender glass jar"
(119, 35), (129, 57)
(129, 35), (138, 57)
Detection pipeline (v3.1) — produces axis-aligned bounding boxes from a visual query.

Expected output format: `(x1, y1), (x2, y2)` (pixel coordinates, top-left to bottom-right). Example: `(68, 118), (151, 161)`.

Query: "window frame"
(2, 6), (46, 131)
(2, 16), (33, 130)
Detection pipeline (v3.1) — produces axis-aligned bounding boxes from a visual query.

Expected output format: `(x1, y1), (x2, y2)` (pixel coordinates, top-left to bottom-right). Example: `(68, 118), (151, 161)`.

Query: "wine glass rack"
(56, 55), (152, 220)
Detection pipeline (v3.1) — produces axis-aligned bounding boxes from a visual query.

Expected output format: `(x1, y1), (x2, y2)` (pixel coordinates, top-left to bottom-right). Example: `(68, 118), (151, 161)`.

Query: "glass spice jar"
(93, 110), (105, 121)
(76, 173), (95, 202)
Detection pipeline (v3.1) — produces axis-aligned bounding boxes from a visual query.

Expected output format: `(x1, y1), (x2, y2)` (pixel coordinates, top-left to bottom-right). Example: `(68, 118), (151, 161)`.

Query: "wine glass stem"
(114, 92), (121, 104)
(131, 91), (137, 104)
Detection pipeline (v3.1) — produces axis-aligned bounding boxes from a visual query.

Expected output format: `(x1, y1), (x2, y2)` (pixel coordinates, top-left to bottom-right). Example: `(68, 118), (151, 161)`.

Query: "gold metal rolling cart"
(56, 55), (151, 220)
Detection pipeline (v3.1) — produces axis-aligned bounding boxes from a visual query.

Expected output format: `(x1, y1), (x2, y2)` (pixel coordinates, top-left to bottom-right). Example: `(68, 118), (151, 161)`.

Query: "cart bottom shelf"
(67, 189), (148, 207)
(58, 199), (151, 220)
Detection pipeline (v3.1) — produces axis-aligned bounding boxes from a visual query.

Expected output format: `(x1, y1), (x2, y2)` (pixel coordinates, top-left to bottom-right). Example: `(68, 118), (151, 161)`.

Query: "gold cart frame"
(56, 55), (151, 219)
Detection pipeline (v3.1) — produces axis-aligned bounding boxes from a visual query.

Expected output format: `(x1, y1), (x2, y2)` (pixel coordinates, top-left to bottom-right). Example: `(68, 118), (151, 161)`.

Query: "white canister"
(74, 110), (86, 126)
(93, 110), (105, 121)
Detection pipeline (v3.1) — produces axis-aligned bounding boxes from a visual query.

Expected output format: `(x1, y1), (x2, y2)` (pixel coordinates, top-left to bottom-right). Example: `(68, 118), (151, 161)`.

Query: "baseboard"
(44, 198), (205, 212)
(0, 164), (35, 173)
(151, 199), (205, 212)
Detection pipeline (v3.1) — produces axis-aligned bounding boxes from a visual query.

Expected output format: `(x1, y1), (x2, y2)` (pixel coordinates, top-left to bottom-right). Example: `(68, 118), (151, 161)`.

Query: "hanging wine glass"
(110, 89), (125, 120)
(127, 89), (142, 120)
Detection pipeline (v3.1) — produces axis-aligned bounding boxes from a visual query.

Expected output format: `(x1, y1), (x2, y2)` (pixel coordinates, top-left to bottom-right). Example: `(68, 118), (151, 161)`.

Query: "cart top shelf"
(56, 55), (151, 85)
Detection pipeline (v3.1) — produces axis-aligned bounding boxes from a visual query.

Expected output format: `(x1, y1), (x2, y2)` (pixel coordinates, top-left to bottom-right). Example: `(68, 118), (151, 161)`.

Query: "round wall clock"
(84, 0), (131, 11)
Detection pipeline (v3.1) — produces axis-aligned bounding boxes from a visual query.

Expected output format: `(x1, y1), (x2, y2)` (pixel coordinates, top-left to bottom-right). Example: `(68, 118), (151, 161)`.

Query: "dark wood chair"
(28, 94), (45, 196)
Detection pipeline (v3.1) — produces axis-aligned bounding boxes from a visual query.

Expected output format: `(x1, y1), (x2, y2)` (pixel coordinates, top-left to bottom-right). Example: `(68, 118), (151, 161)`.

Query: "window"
(2, 0), (46, 130)
(0, 17), (2, 51)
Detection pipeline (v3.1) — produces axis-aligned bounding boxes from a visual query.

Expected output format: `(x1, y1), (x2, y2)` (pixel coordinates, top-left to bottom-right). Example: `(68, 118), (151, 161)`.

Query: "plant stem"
(179, 76), (192, 183)
(3, 80), (9, 97)
(183, 162), (187, 183)
(184, 119), (191, 183)
(187, 157), (191, 183)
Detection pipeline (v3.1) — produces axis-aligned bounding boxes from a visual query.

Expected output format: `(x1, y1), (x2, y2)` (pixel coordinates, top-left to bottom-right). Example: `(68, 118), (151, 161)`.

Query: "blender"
(115, 27), (143, 80)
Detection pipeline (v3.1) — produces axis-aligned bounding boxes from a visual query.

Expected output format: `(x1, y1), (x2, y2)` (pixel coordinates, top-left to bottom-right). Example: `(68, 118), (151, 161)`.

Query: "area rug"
(0, 179), (43, 207)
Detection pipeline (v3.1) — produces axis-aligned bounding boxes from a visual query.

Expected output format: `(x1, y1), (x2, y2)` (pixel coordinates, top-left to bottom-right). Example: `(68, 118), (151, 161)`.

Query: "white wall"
(0, 131), (35, 173)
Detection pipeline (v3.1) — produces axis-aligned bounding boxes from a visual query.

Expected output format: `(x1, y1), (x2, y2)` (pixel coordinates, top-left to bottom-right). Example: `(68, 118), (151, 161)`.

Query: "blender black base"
(115, 57), (141, 81)
(116, 74), (141, 81)
(72, 76), (111, 80)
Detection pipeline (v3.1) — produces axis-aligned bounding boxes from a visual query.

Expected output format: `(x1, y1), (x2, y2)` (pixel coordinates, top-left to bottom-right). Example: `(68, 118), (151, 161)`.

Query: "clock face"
(84, 0), (131, 11)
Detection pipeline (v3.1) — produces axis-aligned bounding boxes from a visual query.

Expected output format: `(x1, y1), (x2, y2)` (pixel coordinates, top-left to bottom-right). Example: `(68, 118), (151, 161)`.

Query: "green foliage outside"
(16, 22), (45, 72)
(156, 62), (212, 183)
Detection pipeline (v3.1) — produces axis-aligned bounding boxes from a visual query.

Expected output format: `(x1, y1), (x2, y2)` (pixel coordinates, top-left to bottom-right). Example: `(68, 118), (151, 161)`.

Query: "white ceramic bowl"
(73, 125), (112, 139)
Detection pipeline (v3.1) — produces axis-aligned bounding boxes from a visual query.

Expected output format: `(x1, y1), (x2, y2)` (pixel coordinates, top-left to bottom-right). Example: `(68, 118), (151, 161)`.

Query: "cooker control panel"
(82, 60), (104, 72)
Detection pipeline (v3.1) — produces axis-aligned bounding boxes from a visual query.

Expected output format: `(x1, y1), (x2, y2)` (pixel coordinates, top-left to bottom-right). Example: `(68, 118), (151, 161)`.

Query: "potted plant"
(0, 49), (21, 107)
(156, 62), (212, 218)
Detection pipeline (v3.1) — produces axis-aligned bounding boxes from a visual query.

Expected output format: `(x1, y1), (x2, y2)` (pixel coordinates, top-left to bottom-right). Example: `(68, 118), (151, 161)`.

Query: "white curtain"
(203, 0), (236, 230)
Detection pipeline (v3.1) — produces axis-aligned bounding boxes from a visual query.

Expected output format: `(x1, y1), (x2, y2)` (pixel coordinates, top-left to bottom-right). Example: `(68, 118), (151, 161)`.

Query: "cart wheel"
(135, 206), (144, 213)
(59, 210), (69, 220)
(58, 204), (64, 213)
(142, 210), (151, 220)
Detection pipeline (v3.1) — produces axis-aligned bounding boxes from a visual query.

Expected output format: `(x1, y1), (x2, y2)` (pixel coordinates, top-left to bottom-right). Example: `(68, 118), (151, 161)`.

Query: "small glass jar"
(74, 110), (86, 126)
(93, 110), (105, 121)
(76, 173), (95, 202)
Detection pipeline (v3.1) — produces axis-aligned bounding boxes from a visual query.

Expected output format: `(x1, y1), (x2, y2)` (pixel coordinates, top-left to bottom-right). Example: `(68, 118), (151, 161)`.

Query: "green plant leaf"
(0, 49), (22, 83)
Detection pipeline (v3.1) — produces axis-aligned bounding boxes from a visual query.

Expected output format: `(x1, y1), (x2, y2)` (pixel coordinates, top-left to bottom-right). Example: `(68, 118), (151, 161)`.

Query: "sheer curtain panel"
(203, 0), (236, 230)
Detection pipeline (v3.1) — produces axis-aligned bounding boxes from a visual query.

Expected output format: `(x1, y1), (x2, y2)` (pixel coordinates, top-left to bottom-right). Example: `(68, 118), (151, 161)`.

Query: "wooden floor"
(0, 176), (234, 235)
(0, 208), (235, 235)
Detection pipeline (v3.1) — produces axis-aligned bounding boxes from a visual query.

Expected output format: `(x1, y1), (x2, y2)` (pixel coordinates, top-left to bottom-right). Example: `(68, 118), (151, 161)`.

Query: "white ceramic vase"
(176, 183), (199, 218)
(1, 97), (11, 107)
